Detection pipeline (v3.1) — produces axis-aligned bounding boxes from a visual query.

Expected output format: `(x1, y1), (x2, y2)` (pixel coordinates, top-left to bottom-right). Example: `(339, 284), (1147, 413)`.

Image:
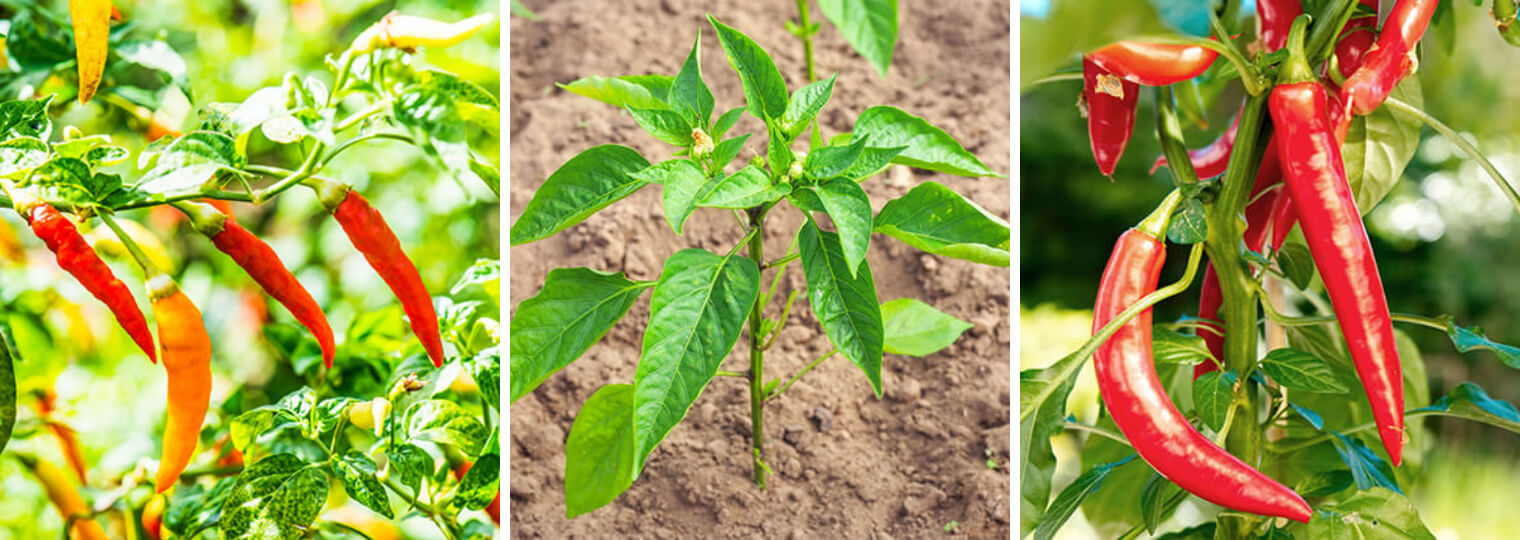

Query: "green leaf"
(1165, 198), (1208, 245)
(697, 165), (789, 209)
(454, 453), (499, 510)
(1445, 320), (1520, 369)
(780, 73), (836, 137)
(1192, 370), (1236, 432)
(1139, 473), (1183, 534)
(1260, 348), (1351, 394)
(709, 15), (789, 120)
(0, 97), (53, 141)
(509, 268), (650, 403)
(668, 32), (715, 129)
(1032, 455), (1135, 540)
(1276, 242), (1315, 291)
(839, 145), (907, 182)
(873, 181), (1011, 266)
(1413, 382), (1520, 434)
(565, 384), (638, 518)
(628, 107), (695, 147)
(711, 133), (752, 168)
(0, 138), (48, 179)
(136, 131), (247, 194)
(0, 325), (14, 456)
(633, 249), (760, 473)
(29, 157), (126, 208)
(1307, 487), (1434, 539)
(221, 455), (329, 538)
(1020, 366), (1075, 534)
(805, 137), (867, 180)
(387, 444), (435, 497)
(510, 145), (652, 245)
(642, 160), (719, 234)
(405, 400), (488, 455)
(713, 106), (746, 139)
(1291, 403), (1326, 430)
(1329, 432), (1400, 493)
(852, 106), (1001, 177)
(816, 0), (898, 76)
(1152, 327), (1212, 366)
(331, 452), (393, 518)
(467, 349), (501, 410)
(799, 221), (884, 396)
(880, 298), (972, 356)
(1343, 74), (1422, 214)
(559, 75), (672, 110)
(814, 179), (873, 276)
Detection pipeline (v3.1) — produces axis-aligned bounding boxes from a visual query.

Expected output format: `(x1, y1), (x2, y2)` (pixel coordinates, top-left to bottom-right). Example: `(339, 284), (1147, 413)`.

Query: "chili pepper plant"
(509, 14), (1008, 517)
(1024, 1), (1520, 538)
(0, 3), (500, 538)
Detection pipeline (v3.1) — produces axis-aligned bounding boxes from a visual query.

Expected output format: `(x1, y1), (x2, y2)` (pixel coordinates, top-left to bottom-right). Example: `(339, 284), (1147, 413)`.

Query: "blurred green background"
(1023, 1), (1520, 537)
(0, 0), (498, 538)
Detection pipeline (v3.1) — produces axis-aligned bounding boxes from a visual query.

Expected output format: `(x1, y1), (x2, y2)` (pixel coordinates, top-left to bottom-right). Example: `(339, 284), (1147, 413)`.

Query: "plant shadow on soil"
(508, 1), (1012, 537)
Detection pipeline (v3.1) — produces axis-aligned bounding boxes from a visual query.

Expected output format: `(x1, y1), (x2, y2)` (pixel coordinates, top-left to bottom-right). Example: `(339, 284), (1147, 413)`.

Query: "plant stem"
(1205, 91), (1270, 539)
(747, 207), (768, 489)
(1382, 96), (1520, 218)
(1062, 420), (1129, 445)
(764, 252), (800, 269)
(96, 211), (160, 275)
(766, 348), (837, 403)
(795, 0), (817, 83)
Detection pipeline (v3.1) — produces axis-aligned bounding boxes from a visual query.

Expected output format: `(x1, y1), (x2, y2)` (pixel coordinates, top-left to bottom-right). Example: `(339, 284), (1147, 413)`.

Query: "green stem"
(1028, 72), (1083, 86)
(1062, 420), (1129, 445)
(1156, 86), (1203, 187)
(747, 207), (768, 489)
(1205, 91), (1270, 539)
(334, 102), (387, 132)
(319, 132), (414, 169)
(766, 348), (838, 403)
(254, 141), (328, 203)
(1306, 0), (1358, 65)
(764, 252), (800, 269)
(716, 370), (746, 377)
(1018, 241), (1207, 423)
(795, 0), (817, 83)
(1383, 97), (1520, 218)
(96, 211), (160, 276)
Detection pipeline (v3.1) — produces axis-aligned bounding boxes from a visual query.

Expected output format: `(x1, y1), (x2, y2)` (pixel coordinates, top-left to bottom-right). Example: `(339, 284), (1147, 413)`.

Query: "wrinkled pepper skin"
(209, 216), (337, 367)
(1342, 0), (1437, 114)
(1087, 42), (1220, 86)
(151, 279), (213, 493)
(1271, 81), (1404, 466)
(1083, 57), (1140, 176)
(27, 203), (157, 362)
(1094, 229), (1312, 522)
(332, 191), (445, 367)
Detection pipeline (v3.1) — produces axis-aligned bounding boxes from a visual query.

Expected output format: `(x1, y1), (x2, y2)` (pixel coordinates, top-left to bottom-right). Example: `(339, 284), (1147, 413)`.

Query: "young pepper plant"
(510, 15), (1007, 518)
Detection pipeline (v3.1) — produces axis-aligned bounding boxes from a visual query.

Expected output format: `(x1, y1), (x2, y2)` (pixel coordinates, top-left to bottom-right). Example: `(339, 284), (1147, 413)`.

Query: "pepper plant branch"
(1018, 242), (1206, 423)
(1266, 409), (1441, 454)
(764, 252), (800, 269)
(254, 141), (328, 203)
(1382, 96), (1520, 218)
(1157, 85), (1204, 187)
(760, 289), (799, 350)
(716, 370), (746, 377)
(746, 206), (768, 489)
(794, 0), (818, 83)
(334, 102), (388, 132)
(96, 211), (159, 275)
(766, 347), (838, 403)
(1028, 72), (1083, 86)
(1305, 0), (1358, 64)
(1062, 420), (1129, 445)
(319, 132), (414, 169)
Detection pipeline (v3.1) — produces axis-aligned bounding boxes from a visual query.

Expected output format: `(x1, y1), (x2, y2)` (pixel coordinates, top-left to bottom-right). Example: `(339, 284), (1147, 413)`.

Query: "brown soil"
(507, 1), (1012, 538)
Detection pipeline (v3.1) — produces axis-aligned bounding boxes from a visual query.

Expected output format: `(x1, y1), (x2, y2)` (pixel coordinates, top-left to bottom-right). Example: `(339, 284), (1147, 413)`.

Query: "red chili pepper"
(327, 188), (444, 367)
(1093, 198), (1312, 522)
(1272, 75), (1404, 465)
(1151, 110), (1238, 179)
(1087, 42), (1220, 86)
(23, 201), (156, 363)
(184, 203), (337, 367)
(1257, 0), (1303, 51)
(1341, 0), (1437, 115)
(1332, 28), (1376, 81)
(1082, 57), (1140, 176)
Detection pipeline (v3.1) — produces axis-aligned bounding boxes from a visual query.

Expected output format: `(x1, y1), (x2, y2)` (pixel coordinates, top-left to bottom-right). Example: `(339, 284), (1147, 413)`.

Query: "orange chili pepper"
(20, 455), (109, 540)
(149, 275), (212, 493)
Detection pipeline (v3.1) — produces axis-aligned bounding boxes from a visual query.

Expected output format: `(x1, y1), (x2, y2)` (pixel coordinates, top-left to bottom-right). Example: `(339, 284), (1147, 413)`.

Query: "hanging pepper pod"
(1094, 191), (1313, 522)
(1087, 41), (1221, 86)
(14, 195), (156, 362)
(1273, 17), (1404, 465)
(1341, 0), (1437, 114)
(1256, 0), (1303, 51)
(149, 274), (212, 493)
(313, 181), (445, 367)
(1082, 57), (1140, 176)
(179, 202), (337, 367)
(19, 455), (109, 540)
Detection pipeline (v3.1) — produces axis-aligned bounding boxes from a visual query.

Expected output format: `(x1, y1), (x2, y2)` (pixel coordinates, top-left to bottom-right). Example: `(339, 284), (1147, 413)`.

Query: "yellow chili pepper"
(69, 0), (112, 103)
(349, 12), (495, 54)
(20, 455), (109, 540)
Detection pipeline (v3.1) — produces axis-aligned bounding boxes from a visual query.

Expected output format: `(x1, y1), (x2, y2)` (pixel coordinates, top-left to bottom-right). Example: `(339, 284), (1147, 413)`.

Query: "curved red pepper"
(1271, 81), (1404, 465)
(208, 216), (337, 367)
(1083, 57), (1139, 176)
(1087, 42), (1220, 86)
(1342, 0), (1437, 115)
(1257, 0), (1303, 51)
(1151, 112), (1238, 179)
(331, 190), (445, 367)
(1095, 226), (1311, 522)
(1332, 28), (1376, 81)
(27, 203), (157, 363)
